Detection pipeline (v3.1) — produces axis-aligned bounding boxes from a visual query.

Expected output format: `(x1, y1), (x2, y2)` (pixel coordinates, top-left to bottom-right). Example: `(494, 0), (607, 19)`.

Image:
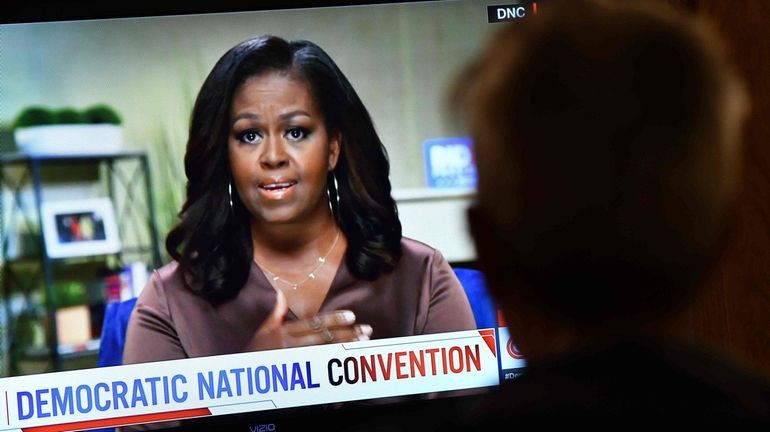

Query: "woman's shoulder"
(143, 261), (188, 295)
(400, 237), (445, 262)
(135, 261), (196, 313)
(152, 260), (182, 281)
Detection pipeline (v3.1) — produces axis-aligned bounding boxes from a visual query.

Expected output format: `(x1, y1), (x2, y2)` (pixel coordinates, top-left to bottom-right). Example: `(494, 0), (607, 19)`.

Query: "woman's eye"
(285, 127), (308, 142)
(239, 130), (261, 144)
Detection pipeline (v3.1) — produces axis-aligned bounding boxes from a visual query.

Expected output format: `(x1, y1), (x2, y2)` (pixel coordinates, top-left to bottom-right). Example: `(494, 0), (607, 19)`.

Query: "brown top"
(122, 238), (476, 364)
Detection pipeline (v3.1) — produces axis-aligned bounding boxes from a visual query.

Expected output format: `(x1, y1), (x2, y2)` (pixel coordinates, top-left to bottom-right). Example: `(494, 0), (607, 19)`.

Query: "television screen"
(0, 1), (535, 430)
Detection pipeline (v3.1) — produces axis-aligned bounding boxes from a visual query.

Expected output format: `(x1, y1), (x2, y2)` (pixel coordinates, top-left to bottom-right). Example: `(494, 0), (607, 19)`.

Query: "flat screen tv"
(0, 1), (535, 430)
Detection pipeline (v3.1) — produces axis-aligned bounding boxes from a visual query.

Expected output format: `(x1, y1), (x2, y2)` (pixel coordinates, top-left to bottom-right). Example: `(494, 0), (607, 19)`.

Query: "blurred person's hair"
(454, 0), (748, 327)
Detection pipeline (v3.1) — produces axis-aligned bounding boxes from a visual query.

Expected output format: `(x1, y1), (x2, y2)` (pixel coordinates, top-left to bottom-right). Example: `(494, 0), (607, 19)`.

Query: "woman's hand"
(246, 290), (373, 351)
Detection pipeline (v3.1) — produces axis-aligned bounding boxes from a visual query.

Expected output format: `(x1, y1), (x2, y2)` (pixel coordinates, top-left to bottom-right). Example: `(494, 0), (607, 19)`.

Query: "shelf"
(2, 151), (161, 373)
(392, 187), (476, 202)
(394, 187), (477, 263)
(5, 248), (153, 266)
(59, 338), (101, 357)
(23, 338), (101, 359)
(2, 255), (45, 266)
(0, 149), (149, 164)
(5, 254), (109, 265)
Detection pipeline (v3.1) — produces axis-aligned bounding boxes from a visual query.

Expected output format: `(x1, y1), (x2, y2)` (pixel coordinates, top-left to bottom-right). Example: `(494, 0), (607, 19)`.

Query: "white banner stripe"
(0, 329), (500, 430)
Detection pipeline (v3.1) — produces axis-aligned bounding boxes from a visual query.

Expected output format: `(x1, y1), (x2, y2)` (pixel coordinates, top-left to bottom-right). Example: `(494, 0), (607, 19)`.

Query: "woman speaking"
(123, 35), (476, 363)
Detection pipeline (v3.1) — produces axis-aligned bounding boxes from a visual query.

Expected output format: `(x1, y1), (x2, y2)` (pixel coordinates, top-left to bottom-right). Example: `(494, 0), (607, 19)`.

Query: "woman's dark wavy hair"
(166, 35), (402, 302)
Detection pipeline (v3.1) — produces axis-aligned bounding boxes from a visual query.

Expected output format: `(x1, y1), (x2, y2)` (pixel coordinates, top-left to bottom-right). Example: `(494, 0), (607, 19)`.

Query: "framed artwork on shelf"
(40, 198), (121, 258)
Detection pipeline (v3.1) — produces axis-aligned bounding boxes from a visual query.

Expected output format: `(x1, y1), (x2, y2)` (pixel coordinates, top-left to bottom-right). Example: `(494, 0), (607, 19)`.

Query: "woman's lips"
(258, 180), (297, 200)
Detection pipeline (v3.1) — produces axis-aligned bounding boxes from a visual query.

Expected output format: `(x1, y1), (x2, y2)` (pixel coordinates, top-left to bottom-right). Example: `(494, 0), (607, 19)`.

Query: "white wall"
(394, 188), (477, 263)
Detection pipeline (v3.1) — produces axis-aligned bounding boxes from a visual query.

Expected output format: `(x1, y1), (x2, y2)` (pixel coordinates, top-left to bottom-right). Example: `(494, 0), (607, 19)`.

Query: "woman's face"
(228, 71), (340, 226)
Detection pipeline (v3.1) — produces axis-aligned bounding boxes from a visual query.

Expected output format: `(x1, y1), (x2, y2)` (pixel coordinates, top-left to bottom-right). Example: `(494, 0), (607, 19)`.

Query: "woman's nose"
(259, 135), (289, 169)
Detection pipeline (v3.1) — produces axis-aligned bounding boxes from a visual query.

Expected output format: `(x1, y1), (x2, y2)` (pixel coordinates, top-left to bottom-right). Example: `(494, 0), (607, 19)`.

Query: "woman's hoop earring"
(228, 181), (233, 211)
(333, 172), (341, 207)
(327, 171), (341, 216)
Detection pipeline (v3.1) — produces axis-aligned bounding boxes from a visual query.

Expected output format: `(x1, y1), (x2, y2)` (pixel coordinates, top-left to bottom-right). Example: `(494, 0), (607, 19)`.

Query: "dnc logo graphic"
(507, 338), (524, 360)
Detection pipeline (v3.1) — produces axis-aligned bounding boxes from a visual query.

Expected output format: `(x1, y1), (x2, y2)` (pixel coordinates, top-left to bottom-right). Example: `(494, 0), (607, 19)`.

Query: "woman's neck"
(250, 211), (338, 256)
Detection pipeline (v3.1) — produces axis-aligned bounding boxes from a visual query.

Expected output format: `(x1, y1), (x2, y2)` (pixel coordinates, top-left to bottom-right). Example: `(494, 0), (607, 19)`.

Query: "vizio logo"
(250, 424), (276, 432)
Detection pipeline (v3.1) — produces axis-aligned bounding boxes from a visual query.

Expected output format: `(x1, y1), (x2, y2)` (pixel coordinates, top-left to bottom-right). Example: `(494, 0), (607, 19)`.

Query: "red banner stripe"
(478, 329), (497, 357)
(22, 407), (212, 432)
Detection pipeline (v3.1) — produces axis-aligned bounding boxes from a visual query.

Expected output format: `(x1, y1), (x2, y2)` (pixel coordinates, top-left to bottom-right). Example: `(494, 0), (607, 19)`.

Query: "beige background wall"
(1, 0), (496, 234)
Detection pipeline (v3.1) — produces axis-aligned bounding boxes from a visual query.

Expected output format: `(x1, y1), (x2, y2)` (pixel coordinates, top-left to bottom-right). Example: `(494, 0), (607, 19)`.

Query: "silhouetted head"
(456, 0), (748, 330)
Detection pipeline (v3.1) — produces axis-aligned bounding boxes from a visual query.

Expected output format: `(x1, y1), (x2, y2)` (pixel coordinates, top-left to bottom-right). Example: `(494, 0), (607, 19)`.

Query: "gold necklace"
(253, 229), (341, 290)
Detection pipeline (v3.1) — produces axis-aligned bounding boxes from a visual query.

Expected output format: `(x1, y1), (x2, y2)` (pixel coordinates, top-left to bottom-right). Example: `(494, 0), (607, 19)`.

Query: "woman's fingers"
(259, 289), (289, 334)
(285, 310), (358, 335)
(284, 311), (373, 346)
(249, 306), (373, 351)
(291, 324), (373, 346)
(248, 290), (290, 352)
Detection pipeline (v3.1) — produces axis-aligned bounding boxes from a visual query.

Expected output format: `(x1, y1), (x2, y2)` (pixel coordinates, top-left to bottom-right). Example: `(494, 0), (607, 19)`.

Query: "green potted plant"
(13, 104), (124, 154)
(83, 104), (122, 125)
(13, 106), (56, 128)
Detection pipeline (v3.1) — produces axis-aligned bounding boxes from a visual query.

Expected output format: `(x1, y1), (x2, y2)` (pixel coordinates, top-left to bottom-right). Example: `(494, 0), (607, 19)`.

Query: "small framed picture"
(41, 198), (121, 258)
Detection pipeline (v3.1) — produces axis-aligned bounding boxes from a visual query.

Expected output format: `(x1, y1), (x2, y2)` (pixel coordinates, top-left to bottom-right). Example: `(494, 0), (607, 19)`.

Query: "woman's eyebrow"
(231, 112), (260, 126)
(278, 110), (312, 121)
(231, 110), (311, 126)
